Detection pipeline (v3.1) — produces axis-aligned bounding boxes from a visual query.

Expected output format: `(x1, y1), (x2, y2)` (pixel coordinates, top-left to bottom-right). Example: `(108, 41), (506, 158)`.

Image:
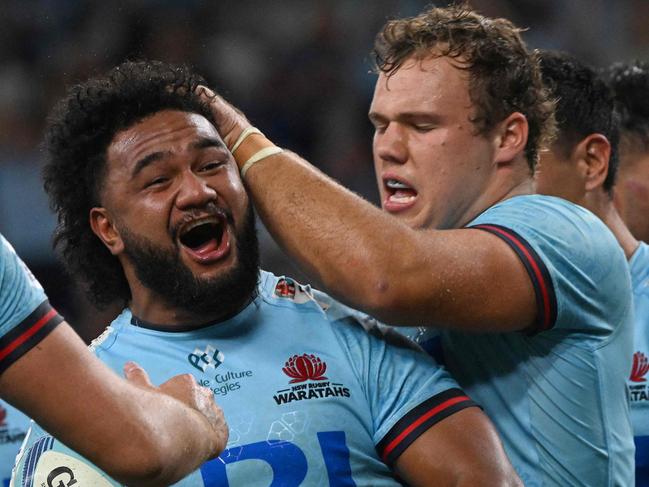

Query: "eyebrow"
(191, 136), (226, 151)
(369, 111), (440, 123)
(131, 137), (226, 177)
(132, 151), (169, 178)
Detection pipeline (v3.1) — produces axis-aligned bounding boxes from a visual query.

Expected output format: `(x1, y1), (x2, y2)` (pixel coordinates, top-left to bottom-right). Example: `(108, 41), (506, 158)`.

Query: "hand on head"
(197, 85), (251, 151)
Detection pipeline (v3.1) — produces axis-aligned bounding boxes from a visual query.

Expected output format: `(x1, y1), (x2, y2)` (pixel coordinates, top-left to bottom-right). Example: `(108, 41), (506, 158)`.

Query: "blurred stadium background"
(1, 0), (648, 341)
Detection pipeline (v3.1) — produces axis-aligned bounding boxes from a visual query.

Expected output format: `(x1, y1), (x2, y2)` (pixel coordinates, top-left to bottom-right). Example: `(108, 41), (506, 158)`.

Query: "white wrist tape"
(230, 127), (263, 154)
(240, 146), (284, 178)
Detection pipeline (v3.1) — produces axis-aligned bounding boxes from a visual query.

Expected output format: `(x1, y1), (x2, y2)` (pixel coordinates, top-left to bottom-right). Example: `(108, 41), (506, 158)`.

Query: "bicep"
(374, 228), (538, 332)
(393, 407), (520, 487)
(0, 323), (131, 453)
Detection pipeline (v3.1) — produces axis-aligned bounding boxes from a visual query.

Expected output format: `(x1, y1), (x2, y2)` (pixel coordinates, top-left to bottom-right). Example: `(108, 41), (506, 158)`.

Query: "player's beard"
(119, 204), (259, 320)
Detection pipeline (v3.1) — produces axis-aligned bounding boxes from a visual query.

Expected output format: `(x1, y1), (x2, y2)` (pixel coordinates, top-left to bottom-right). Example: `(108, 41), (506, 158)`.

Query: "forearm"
(243, 146), (427, 320)
(0, 324), (221, 485)
(204, 91), (537, 331)
(88, 388), (219, 486)
(241, 145), (535, 331)
(394, 408), (522, 487)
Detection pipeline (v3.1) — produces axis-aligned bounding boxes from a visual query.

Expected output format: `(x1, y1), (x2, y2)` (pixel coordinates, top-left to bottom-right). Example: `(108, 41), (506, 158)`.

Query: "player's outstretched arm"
(0, 322), (227, 486)
(200, 88), (537, 333)
(394, 407), (522, 486)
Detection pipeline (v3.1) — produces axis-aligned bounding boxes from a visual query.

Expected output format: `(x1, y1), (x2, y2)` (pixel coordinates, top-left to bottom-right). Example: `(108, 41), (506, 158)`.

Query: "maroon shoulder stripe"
(376, 388), (477, 465)
(469, 224), (558, 334)
(0, 300), (63, 374)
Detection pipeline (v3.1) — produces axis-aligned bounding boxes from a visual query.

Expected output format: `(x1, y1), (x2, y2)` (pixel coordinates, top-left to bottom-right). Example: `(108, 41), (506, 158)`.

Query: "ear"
(89, 207), (124, 256)
(493, 112), (529, 165)
(573, 133), (610, 192)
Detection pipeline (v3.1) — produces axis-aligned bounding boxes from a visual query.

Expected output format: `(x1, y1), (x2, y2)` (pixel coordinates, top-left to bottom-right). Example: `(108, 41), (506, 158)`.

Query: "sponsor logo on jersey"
(275, 278), (296, 298)
(628, 351), (649, 403)
(274, 354), (350, 405)
(188, 344), (225, 373)
(273, 278), (313, 304)
(201, 431), (353, 485)
(188, 344), (254, 397)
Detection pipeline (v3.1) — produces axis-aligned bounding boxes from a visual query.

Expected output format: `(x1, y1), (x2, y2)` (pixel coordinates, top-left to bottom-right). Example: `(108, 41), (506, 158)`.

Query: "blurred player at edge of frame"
(200, 4), (635, 485)
(0, 233), (227, 485)
(535, 51), (648, 485)
(609, 59), (649, 485)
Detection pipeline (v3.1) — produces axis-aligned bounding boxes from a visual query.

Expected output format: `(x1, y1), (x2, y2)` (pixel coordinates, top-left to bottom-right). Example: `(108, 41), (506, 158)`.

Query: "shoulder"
(88, 309), (131, 354)
(257, 271), (422, 351)
(471, 195), (610, 242)
(470, 195), (627, 274)
(471, 195), (632, 336)
(256, 271), (325, 312)
(0, 234), (44, 294)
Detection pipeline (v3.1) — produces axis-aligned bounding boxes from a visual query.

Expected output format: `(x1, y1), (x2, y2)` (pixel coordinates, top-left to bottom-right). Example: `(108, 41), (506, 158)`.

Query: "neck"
(584, 191), (639, 260)
(461, 161), (534, 226)
(127, 280), (253, 328)
(601, 203), (639, 260)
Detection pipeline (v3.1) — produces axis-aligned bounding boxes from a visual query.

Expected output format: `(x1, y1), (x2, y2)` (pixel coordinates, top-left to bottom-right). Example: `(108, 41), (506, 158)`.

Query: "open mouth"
(384, 178), (417, 208)
(178, 216), (230, 263)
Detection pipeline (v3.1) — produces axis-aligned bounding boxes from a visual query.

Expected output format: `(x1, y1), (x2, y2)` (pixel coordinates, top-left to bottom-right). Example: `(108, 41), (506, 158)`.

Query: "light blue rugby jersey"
(410, 195), (635, 487)
(0, 234), (61, 483)
(629, 241), (649, 486)
(13, 271), (476, 486)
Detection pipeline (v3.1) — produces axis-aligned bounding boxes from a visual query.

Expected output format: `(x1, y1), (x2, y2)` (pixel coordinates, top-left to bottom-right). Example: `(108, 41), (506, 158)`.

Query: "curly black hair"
(607, 60), (649, 154)
(539, 50), (619, 193)
(373, 5), (556, 170)
(44, 60), (217, 308)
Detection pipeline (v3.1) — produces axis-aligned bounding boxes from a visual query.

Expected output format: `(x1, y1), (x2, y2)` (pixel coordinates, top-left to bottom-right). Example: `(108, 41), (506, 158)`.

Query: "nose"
(374, 123), (408, 165)
(175, 171), (218, 210)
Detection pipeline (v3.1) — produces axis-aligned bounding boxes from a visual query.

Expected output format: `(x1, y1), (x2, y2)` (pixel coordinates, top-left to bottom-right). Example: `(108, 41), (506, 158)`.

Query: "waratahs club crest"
(274, 353), (350, 405)
(630, 351), (649, 383)
(282, 353), (328, 383)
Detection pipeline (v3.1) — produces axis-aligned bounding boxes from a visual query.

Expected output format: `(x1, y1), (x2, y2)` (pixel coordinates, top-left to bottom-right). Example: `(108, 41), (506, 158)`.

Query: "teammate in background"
(535, 52), (649, 485)
(13, 60), (519, 486)
(202, 5), (635, 485)
(0, 233), (227, 485)
(608, 61), (649, 245)
(607, 67), (649, 483)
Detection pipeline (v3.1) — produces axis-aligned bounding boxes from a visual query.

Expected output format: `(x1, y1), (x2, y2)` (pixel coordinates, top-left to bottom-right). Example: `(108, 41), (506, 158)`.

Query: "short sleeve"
(469, 196), (632, 338)
(0, 235), (63, 373)
(330, 313), (477, 466)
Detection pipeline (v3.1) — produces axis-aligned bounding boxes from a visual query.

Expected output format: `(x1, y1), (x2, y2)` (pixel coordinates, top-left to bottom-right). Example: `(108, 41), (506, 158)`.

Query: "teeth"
(388, 194), (416, 203)
(386, 179), (411, 189)
(182, 217), (220, 234)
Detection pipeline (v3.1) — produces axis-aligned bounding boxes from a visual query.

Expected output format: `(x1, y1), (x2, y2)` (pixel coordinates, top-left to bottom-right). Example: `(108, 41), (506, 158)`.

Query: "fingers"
(195, 386), (229, 458)
(195, 84), (250, 150)
(196, 84), (216, 102)
(157, 372), (229, 456)
(123, 361), (154, 388)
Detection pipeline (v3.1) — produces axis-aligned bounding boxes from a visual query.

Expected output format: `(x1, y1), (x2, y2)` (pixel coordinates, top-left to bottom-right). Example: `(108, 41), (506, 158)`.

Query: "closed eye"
(412, 124), (436, 133)
(199, 160), (226, 172)
(145, 176), (169, 188)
